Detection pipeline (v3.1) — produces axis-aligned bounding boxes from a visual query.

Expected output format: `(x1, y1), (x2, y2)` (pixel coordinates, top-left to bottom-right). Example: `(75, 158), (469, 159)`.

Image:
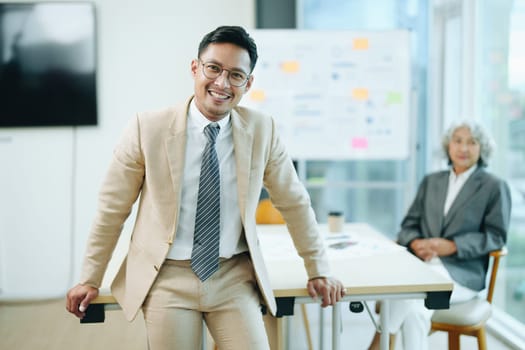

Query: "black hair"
(198, 26), (258, 72)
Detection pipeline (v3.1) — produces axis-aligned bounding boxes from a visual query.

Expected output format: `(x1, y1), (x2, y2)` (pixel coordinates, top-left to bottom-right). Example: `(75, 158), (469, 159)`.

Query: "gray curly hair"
(441, 120), (496, 167)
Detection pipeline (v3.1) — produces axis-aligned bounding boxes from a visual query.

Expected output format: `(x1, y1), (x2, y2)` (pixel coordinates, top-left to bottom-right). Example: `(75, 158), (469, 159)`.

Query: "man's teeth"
(210, 91), (229, 99)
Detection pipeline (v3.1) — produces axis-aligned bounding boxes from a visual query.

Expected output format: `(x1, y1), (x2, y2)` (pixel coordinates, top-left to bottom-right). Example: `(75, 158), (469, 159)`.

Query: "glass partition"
(476, 0), (525, 327)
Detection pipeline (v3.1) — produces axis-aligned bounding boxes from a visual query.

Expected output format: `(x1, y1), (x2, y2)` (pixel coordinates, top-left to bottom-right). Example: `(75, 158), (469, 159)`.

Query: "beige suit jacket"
(80, 97), (330, 321)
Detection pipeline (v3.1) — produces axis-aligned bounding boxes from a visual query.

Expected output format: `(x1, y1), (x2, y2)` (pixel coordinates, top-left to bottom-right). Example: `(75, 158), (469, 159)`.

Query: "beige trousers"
(141, 253), (270, 350)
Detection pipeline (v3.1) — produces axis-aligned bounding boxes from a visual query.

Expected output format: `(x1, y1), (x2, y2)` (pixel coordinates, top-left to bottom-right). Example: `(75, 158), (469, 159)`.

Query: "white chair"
(430, 248), (507, 350)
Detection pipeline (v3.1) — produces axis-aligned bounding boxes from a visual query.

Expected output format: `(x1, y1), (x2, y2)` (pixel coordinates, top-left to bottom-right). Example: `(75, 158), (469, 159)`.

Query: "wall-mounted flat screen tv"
(0, 2), (97, 127)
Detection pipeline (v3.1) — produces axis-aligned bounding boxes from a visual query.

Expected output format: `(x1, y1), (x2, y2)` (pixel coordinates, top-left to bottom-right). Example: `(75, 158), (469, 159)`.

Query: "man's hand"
(66, 284), (99, 319)
(307, 277), (346, 307)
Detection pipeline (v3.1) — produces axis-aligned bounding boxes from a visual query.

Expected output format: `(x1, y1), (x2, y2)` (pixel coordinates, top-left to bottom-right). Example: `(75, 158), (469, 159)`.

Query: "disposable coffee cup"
(328, 211), (344, 233)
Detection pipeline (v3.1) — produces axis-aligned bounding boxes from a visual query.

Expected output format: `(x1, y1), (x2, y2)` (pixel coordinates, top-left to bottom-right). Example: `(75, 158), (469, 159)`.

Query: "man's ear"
(243, 75), (254, 93)
(190, 59), (198, 77)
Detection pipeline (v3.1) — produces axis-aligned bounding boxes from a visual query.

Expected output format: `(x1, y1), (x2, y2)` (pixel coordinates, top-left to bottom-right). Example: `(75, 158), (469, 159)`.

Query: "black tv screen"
(0, 2), (97, 127)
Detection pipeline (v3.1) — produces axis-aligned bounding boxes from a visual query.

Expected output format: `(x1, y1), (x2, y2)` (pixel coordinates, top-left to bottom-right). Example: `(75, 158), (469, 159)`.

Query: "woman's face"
(448, 126), (481, 174)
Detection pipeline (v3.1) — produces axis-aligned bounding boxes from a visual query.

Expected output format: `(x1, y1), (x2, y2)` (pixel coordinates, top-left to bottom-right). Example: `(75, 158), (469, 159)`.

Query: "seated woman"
(368, 120), (512, 350)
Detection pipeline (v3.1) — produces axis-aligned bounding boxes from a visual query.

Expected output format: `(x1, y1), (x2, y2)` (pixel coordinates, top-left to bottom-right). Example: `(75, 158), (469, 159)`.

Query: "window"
(299, 0), (525, 344)
(296, 0), (429, 238)
(476, 0), (525, 328)
(430, 0), (525, 344)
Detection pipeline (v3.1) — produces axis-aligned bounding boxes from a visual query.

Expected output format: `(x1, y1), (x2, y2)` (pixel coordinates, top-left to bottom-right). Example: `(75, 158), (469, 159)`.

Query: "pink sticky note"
(351, 137), (368, 149)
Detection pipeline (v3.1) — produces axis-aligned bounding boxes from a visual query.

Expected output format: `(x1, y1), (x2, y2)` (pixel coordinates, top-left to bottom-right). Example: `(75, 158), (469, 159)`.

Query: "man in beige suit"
(66, 26), (345, 349)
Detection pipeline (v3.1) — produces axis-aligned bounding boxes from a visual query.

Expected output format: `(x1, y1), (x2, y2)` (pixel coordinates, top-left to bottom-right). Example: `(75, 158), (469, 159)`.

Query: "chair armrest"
(490, 247), (507, 258)
(487, 247), (507, 303)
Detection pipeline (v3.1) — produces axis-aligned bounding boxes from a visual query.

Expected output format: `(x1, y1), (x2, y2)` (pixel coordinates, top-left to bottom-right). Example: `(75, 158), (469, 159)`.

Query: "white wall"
(0, 0), (255, 299)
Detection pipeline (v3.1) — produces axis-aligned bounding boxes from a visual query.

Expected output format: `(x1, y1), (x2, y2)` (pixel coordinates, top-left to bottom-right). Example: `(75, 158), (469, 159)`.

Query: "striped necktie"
(191, 123), (221, 281)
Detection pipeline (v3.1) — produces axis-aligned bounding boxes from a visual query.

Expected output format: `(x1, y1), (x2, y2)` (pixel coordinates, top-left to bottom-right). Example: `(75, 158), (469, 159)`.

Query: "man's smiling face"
(191, 42), (253, 122)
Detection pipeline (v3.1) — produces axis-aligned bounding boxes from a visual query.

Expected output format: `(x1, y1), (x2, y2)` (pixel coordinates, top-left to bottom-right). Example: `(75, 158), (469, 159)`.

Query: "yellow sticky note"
(249, 89), (266, 102)
(353, 38), (369, 50)
(281, 60), (300, 73)
(352, 88), (369, 101)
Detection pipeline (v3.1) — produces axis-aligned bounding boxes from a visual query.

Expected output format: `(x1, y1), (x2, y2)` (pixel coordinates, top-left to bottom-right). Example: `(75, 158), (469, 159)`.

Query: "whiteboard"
(240, 30), (411, 160)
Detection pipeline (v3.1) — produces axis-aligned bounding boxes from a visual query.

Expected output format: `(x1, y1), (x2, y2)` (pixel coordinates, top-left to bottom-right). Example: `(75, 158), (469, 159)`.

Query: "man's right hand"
(66, 284), (99, 319)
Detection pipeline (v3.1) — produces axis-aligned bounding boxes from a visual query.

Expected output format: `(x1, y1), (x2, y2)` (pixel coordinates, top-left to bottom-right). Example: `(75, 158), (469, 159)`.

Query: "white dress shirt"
(443, 164), (477, 215)
(166, 100), (247, 260)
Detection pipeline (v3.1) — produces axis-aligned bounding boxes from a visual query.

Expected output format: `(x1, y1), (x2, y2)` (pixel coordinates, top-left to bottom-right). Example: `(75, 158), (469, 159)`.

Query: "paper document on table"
(324, 232), (406, 259)
(259, 230), (406, 261)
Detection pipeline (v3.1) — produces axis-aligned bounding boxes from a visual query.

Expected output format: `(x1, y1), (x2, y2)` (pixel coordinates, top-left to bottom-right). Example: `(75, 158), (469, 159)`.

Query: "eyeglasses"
(199, 59), (250, 87)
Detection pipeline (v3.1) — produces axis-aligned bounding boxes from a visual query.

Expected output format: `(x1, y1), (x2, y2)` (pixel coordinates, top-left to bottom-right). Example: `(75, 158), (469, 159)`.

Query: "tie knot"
(204, 123), (220, 143)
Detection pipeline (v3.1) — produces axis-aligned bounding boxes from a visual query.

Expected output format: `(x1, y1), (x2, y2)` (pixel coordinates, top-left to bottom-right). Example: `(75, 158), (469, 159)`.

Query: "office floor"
(0, 298), (514, 350)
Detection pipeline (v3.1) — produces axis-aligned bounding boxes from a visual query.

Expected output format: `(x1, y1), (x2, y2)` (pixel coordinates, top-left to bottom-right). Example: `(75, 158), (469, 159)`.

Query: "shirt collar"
(449, 164), (478, 183)
(189, 99), (230, 133)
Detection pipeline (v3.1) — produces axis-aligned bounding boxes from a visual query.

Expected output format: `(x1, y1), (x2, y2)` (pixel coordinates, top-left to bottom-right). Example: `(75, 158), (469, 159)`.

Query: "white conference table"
(82, 223), (453, 350)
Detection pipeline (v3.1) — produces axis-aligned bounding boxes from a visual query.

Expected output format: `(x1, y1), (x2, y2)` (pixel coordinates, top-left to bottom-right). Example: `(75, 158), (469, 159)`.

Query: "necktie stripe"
(191, 123), (221, 281)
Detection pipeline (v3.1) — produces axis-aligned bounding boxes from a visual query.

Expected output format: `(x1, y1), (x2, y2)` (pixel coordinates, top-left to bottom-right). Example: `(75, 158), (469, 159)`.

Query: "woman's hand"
(410, 238), (457, 261)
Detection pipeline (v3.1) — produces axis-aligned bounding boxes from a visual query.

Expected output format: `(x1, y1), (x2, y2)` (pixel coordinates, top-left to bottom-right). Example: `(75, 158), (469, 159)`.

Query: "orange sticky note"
(249, 89), (266, 102)
(352, 88), (369, 101)
(281, 60), (300, 73)
(353, 38), (369, 50)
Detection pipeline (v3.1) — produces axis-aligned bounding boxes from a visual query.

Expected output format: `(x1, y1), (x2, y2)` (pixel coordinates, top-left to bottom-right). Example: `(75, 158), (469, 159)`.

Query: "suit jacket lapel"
(430, 171), (449, 232)
(443, 167), (483, 228)
(231, 110), (253, 224)
(165, 101), (189, 232)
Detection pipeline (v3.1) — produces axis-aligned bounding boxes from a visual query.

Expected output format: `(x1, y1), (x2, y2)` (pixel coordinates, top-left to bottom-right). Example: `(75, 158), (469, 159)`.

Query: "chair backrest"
(486, 247), (507, 303)
(255, 198), (285, 224)
(430, 248), (508, 350)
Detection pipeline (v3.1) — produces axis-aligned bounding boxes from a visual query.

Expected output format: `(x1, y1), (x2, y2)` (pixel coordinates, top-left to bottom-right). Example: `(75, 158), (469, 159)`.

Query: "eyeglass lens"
(201, 62), (248, 87)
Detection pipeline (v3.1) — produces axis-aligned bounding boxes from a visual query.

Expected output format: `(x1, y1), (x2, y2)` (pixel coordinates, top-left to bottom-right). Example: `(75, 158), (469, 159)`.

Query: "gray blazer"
(397, 167), (511, 291)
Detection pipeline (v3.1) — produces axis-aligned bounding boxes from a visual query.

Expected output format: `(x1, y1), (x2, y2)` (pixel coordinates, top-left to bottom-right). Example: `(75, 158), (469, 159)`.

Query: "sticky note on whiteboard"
(249, 89), (266, 102)
(386, 91), (402, 104)
(353, 38), (369, 50)
(281, 60), (300, 73)
(352, 88), (369, 101)
(351, 137), (368, 149)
